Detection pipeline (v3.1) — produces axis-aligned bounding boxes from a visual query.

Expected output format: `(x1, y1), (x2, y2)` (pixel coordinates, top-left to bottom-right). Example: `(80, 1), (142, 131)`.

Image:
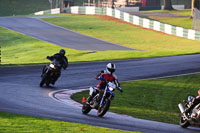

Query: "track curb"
(49, 88), (88, 108)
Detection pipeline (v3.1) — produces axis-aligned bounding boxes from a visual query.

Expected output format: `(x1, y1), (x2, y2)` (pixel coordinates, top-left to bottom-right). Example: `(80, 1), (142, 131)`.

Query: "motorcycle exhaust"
(178, 103), (185, 113)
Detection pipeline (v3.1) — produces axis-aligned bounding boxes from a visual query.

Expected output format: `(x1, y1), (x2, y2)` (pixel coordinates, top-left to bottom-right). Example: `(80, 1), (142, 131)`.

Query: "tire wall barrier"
(34, 6), (200, 41)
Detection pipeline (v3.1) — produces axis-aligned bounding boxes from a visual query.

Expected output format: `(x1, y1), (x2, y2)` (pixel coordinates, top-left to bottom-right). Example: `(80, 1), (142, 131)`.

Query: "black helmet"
(59, 49), (65, 56)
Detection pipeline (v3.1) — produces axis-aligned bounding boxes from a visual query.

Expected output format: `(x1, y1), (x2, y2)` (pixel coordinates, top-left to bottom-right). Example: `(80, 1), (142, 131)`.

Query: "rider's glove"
(98, 76), (106, 81)
(47, 56), (50, 59)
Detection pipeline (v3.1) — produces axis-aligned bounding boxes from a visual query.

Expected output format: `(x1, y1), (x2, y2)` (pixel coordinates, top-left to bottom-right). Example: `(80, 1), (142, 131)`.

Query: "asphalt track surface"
(1, 55), (200, 133)
(0, 16), (134, 51)
(1, 16), (200, 132)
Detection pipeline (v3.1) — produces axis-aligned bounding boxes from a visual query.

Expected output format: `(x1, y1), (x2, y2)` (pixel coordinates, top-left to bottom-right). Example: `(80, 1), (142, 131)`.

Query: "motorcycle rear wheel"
(82, 103), (92, 114)
(97, 99), (110, 117)
(179, 116), (190, 128)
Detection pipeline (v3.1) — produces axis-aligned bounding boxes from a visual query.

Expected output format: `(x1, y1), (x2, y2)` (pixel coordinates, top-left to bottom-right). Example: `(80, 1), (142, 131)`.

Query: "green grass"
(71, 73), (200, 124)
(0, 112), (134, 132)
(42, 15), (200, 52)
(140, 9), (192, 29)
(169, 9), (191, 16)
(0, 27), (92, 65)
(149, 16), (192, 29)
(42, 15), (199, 52)
(1, 14), (200, 65)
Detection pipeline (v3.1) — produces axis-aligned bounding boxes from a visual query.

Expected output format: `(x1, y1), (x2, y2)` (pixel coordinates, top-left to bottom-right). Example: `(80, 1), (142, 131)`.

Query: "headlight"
(109, 87), (114, 91)
(50, 64), (55, 69)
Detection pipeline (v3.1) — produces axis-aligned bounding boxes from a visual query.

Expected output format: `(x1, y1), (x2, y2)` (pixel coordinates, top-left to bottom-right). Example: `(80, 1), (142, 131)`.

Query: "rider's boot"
(52, 72), (60, 85)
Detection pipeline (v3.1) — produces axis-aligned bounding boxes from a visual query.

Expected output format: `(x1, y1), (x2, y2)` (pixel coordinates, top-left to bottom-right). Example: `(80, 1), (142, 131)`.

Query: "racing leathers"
(87, 70), (122, 103)
(185, 96), (200, 118)
(47, 53), (68, 69)
(42, 53), (68, 84)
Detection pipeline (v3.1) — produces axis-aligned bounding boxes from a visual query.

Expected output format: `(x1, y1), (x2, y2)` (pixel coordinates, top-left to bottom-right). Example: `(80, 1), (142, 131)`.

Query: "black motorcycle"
(178, 96), (200, 128)
(40, 60), (62, 87)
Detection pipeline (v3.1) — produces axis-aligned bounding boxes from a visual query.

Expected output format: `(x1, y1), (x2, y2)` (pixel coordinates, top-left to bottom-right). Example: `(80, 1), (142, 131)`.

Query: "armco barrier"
(34, 8), (60, 15)
(34, 6), (200, 41)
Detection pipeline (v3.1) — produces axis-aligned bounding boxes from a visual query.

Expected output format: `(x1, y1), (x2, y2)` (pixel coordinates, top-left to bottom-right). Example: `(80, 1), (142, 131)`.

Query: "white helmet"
(106, 63), (116, 74)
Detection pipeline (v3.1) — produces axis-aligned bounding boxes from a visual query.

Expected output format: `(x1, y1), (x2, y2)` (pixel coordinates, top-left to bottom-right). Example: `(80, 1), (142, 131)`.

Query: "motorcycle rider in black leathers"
(42, 49), (68, 85)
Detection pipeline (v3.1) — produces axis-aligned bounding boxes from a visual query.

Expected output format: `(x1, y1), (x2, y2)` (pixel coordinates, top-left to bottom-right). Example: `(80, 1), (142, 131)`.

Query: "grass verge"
(149, 16), (192, 29)
(141, 9), (192, 29)
(71, 73), (200, 124)
(0, 27), (91, 65)
(0, 112), (135, 132)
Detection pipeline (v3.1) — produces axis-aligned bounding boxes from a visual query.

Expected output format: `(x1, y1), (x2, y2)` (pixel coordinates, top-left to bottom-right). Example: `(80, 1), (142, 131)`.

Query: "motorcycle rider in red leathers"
(87, 63), (123, 103)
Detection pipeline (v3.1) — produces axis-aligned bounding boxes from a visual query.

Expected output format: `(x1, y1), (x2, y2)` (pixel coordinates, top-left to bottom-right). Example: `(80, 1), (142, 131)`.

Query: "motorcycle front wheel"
(40, 74), (47, 87)
(97, 99), (110, 117)
(82, 103), (92, 114)
(179, 116), (190, 128)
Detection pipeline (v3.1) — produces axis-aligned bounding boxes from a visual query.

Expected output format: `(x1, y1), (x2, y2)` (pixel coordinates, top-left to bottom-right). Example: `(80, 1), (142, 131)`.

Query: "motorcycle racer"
(184, 89), (200, 118)
(42, 49), (68, 85)
(87, 63), (123, 103)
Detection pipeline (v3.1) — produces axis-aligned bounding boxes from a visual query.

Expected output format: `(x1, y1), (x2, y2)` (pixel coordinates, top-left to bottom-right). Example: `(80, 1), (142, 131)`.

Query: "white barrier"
(188, 29), (195, 40)
(106, 8), (112, 16)
(164, 24), (172, 35)
(143, 18), (150, 29)
(115, 9), (120, 19)
(34, 11), (44, 15)
(133, 15), (139, 25)
(153, 21), (160, 31)
(86, 6), (95, 14)
(71, 6), (79, 14)
(176, 27), (184, 37)
(124, 12), (129, 22)
(51, 8), (60, 14)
